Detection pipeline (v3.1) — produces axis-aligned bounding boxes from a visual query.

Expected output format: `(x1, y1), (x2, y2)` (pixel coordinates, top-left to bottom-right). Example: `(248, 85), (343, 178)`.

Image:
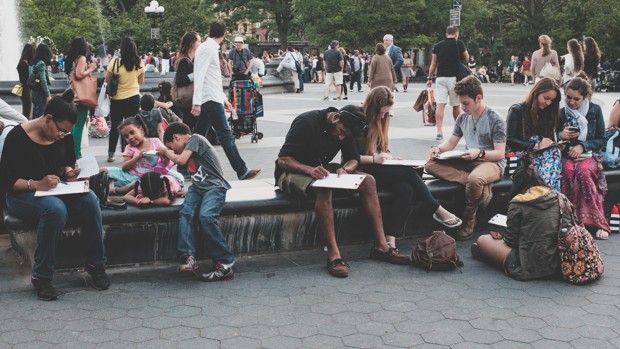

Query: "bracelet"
(27, 179), (32, 190)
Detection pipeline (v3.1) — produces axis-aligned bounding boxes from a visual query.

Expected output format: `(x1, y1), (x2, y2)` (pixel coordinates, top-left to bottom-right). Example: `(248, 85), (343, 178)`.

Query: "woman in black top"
(174, 31), (201, 130)
(16, 43), (36, 119)
(30, 44), (53, 119)
(583, 37), (601, 91)
(0, 90), (109, 301)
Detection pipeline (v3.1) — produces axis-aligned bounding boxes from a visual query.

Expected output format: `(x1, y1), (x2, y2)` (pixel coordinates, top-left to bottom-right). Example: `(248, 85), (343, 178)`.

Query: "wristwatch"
(478, 149), (486, 159)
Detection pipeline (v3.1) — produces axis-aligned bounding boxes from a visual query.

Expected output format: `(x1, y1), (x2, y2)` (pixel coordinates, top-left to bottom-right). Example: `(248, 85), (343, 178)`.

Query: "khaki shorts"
(277, 163), (342, 197)
(325, 71), (343, 86)
(434, 77), (459, 106)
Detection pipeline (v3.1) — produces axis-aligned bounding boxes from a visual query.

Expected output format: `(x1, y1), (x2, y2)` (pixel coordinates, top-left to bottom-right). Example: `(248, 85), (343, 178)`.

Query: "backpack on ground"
(603, 128), (620, 169)
(411, 231), (464, 271)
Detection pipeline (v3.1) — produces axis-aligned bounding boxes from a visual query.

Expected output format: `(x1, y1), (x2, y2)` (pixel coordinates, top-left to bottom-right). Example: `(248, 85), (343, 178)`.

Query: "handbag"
(95, 82), (111, 117)
(11, 83), (23, 97)
(455, 40), (472, 82)
(557, 193), (604, 284)
(539, 56), (561, 82)
(171, 58), (194, 108)
(71, 58), (98, 107)
(413, 89), (427, 112)
(106, 58), (120, 97)
(423, 89), (436, 126)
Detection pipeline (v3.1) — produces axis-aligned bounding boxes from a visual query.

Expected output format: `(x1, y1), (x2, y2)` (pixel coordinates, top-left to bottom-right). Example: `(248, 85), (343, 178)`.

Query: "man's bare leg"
(314, 188), (341, 262)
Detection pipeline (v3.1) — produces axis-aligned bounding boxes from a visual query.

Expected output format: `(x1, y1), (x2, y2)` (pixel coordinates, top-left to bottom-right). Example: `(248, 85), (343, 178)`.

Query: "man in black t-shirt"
(161, 43), (171, 76)
(275, 105), (410, 278)
(227, 36), (253, 81)
(426, 25), (470, 141)
(322, 40), (344, 101)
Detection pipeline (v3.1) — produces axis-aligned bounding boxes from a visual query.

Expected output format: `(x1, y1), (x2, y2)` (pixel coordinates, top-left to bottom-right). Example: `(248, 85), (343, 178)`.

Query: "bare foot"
(434, 206), (461, 226)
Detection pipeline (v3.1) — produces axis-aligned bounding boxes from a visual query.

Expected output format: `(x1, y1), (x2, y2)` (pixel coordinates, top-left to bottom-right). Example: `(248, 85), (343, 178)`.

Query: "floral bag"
(557, 193), (604, 284)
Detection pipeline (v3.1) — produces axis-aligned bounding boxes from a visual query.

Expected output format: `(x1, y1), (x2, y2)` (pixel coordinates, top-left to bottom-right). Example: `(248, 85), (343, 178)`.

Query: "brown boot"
(453, 217), (476, 241)
(479, 184), (493, 210)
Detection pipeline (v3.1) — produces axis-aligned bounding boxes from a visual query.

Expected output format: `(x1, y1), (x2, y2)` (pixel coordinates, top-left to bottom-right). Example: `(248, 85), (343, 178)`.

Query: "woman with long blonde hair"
(355, 87), (462, 247)
(531, 34), (560, 83)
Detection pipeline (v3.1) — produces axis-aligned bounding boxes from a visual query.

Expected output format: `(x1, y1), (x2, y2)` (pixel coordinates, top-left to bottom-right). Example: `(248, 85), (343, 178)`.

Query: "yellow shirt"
(107, 57), (144, 100)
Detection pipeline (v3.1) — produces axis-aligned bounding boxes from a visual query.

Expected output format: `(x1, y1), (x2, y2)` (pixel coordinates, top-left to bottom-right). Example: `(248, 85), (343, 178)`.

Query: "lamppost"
(144, 1), (165, 54)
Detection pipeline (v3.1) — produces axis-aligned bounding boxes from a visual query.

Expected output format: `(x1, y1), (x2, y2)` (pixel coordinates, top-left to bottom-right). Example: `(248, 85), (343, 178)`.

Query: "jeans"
(177, 186), (234, 264)
(6, 191), (106, 279)
(297, 69), (304, 91)
(32, 90), (47, 119)
(193, 101), (249, 179)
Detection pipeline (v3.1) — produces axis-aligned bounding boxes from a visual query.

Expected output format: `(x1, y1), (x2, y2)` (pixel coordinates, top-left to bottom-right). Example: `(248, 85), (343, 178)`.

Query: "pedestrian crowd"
(1, 22), (619, 301)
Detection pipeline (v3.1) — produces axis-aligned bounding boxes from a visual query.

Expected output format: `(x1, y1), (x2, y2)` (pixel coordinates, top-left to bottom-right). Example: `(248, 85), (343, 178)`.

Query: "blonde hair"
(362, 86), (393, 154)
(539, 35), (552, 57)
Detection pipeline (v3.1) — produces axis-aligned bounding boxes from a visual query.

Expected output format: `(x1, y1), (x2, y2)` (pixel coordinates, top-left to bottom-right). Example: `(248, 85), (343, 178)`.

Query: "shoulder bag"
(455, 40), (472, 82)
(171, 57), (194, 108)
(557, 193), (604, 284)
(71, 56), (98, 107)
(106, 58), (120, 97)
(11, 83), (22, 97)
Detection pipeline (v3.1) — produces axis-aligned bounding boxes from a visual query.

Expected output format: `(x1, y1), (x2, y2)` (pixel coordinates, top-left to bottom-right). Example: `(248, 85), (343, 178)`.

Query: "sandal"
(595, 229), (609, 240)
(433, 213), (463, 229)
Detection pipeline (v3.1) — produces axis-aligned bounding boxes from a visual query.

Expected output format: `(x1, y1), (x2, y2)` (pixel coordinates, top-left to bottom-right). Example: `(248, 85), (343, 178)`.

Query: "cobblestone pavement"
(2, 82), (620, 348)
(0, 230), (619, 349)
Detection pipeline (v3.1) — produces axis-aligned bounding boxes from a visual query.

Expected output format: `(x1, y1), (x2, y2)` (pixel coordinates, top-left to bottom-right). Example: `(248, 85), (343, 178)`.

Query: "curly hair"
(454, 75), (483, 100)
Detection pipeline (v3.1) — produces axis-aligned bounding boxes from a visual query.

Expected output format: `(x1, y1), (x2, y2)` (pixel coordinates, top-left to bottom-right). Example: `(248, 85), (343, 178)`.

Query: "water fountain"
(0, 0), (22, 81)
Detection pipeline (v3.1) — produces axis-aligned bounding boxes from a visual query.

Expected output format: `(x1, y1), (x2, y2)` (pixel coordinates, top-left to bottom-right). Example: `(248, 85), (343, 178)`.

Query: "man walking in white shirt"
(191, 21), (261, 180)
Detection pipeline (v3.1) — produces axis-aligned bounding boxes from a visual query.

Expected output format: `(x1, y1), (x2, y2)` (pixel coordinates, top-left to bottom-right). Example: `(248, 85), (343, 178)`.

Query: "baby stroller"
(228, 79), (264, 143)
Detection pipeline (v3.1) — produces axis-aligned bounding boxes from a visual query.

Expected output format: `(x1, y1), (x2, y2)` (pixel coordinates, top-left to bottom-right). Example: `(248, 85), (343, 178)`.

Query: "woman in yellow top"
(105, 37), (145, 162)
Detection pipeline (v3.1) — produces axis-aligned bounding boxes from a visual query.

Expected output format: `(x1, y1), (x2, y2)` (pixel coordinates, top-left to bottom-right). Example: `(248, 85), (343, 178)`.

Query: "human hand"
(309, 165), (330, 179)
(568, 144), (584, 159)
(429, 146), (441, 159)
(539, 137), (553, 148)
(65, 167), (81, 181)
(88, 62), (97, 71)
(561, 127), (579, 140)
(156, 147), (169, 158)
(46, 96), (52, 103)
(224, 100), (233, 112)
(426, 80), (432, 88)
(336, 167), (348, 177)
(137, 197), (152, 206)
(38, 175), (62, 190)
(462, 149), (480, 161)
(174, 191), (186, 198)
(374, 152), (392, 164)
(191, 105), (201, 117)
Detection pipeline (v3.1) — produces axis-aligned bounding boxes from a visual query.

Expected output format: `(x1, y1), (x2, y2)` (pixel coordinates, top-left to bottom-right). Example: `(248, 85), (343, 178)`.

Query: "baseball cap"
(234, 36), (244, 43)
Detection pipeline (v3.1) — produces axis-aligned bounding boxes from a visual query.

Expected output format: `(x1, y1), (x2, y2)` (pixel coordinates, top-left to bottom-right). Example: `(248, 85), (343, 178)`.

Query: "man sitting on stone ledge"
(425, 76), (507, 241)
(275, 105), (409, 278)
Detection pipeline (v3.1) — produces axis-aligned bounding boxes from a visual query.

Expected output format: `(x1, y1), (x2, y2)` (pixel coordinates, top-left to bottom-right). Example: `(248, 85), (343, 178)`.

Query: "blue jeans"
(298, 69), (304, 91)
(193, 101), (249, 179)
(177, 186), (234, 264)
(6, 191), (106, 279)
(32, 90), (47, 119)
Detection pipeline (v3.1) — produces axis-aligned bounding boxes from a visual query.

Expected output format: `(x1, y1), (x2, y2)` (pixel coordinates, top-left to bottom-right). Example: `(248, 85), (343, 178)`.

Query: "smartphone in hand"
(567, 126), (580, 132)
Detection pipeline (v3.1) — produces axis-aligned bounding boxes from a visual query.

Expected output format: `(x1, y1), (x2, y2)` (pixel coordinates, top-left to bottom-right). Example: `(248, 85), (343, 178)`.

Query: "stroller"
(228, 79), (264, 143)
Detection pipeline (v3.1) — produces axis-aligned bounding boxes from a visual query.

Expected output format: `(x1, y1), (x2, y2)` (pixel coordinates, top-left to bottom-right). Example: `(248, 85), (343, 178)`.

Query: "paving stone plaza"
(1, 82), (620, 348)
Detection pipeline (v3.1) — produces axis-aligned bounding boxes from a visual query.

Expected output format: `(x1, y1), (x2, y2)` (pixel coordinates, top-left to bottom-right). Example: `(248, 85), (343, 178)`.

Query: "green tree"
(18, 0), (107, 53)
(213, 0), (294, 49)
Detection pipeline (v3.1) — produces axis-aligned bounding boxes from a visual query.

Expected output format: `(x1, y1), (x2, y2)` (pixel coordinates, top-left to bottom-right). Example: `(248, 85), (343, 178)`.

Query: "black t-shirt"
(323, 49), (343, 73)
(0, 125), (75, 193)
(275, 108), (360, 181)
(162, 47), (171, 59)
(432, 38), (466, 77)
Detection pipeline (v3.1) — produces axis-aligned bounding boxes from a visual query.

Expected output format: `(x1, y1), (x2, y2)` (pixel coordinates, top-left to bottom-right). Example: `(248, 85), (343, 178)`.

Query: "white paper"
(76, 155), (100, 179)
(142, 150), (158, 157)
(488, 214), (507, 227)
(35, 181), (90, 197)
(382, 159), (426, 167)
(437, 150), (464, 160)
(311, 174), (366, 190)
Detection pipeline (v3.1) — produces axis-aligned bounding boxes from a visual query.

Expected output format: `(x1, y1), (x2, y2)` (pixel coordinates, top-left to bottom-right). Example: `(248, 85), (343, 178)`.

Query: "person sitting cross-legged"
(275, 105), (410, 278)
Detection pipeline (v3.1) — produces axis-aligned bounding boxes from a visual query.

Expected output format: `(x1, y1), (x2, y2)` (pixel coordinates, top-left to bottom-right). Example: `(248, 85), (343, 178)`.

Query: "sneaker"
(31, 276), (58, 301)
(343, 96), (348, 100)
(85, 263), (110, 291)
(178, 255), (200, 273)
(322, 96), (329, 101)
(358, 90), (363, 93)
(198, 262), (234, 282)
(327, 258), (349, 278)
(333, 97), (342, 101)
(369, 246), (410, 265)
(106, 157), (115, 163)
(242, 168), (262, 180)
(435, 134), (443, 140)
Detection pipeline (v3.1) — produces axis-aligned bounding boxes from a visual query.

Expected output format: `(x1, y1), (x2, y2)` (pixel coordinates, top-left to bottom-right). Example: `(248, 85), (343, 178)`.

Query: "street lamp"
(144, 1), (165, 54)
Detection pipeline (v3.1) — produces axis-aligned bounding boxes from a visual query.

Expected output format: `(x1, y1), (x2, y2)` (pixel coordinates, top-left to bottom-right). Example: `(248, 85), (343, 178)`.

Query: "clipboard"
(382, 159), (426, 167)
(142, 150), (158, 157)
(533, 140), (568, 154)
(436, 150), (464, 160)
(311, 174), (366, 190)
(35, 181), (90, 197)
(488, 214), (507, 227)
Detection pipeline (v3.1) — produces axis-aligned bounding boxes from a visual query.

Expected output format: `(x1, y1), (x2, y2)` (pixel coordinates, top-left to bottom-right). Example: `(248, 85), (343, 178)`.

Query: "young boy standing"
(158, 122), (235, 281)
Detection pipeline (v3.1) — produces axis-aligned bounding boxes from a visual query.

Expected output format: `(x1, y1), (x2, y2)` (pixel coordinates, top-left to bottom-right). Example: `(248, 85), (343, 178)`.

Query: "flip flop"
(595, 229), (609, 240)
(433, 213), (463, 229)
